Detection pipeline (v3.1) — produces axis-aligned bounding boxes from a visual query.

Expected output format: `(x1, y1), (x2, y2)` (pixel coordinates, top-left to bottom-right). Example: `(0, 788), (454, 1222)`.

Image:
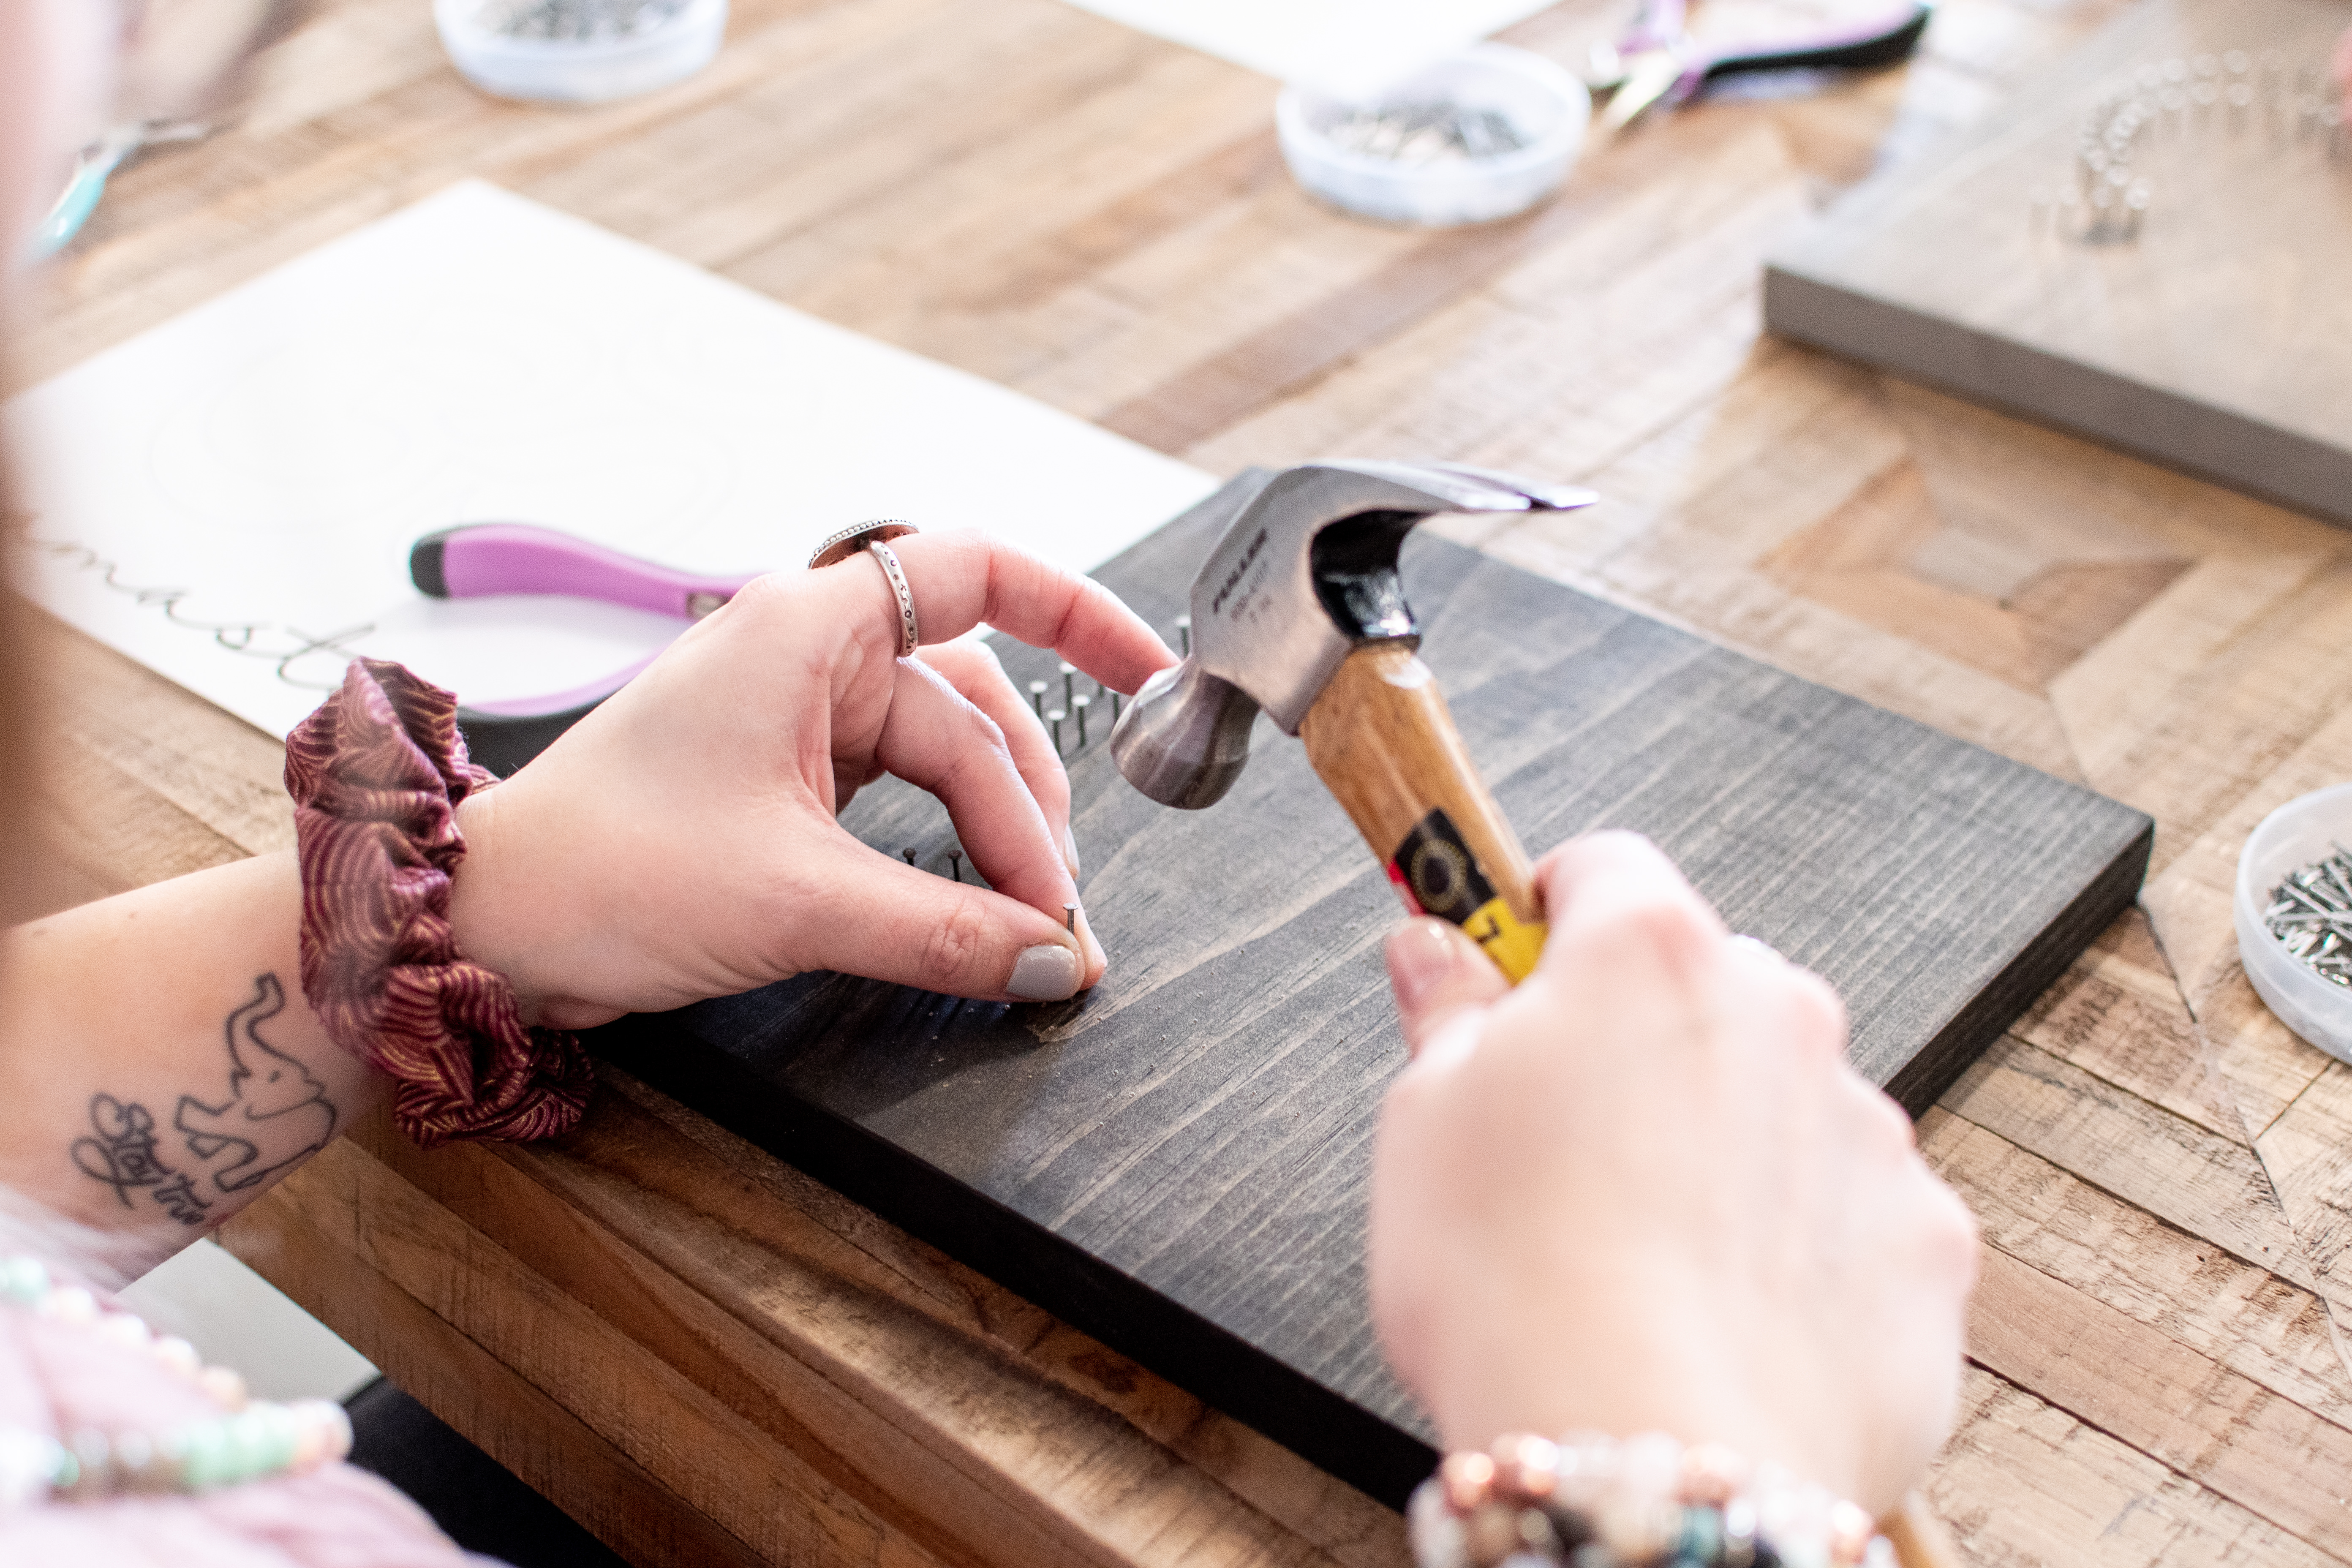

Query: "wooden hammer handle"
(1299, 642), (1546, 983)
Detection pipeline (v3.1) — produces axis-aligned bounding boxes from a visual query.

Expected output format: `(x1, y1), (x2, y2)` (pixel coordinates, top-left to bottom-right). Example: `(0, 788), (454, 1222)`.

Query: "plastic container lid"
(2235, 781), (2352, 1062)
(435, 0), (727, 105)
(1275, 44), (1590, 228)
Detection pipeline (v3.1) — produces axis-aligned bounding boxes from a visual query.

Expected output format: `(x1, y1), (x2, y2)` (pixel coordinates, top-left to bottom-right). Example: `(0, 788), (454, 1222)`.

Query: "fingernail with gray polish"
(1008, 943), (1081, 1002)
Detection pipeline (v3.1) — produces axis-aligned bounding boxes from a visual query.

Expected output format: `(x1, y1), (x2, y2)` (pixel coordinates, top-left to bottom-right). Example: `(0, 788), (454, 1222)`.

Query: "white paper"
(8, 181), (1217, 739)
(1054, 0), (1562, 93)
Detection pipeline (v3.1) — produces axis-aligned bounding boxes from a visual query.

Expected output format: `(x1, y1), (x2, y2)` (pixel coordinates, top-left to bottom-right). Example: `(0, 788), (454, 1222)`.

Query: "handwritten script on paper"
(6, 182), (1215, 740)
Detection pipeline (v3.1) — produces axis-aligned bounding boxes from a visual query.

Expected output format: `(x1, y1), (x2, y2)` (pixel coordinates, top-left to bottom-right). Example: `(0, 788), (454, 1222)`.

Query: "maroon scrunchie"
(284, 659), (593, 1148)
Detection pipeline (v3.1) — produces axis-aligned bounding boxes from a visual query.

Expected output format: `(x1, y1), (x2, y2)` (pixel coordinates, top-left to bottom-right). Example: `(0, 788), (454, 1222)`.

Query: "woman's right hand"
(1368, 832), (1978, 1517)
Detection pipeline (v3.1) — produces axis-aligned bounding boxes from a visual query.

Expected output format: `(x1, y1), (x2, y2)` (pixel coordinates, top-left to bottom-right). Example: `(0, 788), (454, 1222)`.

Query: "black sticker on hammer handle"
(1385, 807), (1495, 923)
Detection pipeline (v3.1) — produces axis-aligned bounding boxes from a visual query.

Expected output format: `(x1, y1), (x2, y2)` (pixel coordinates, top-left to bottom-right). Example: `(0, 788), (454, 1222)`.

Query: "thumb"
(1385, 917), (1509, 1058)
(798, 837), (1089, 1002)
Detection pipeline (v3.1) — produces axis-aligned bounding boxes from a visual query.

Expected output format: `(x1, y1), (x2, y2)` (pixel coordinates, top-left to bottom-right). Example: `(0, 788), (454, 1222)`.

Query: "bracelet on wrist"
(1409, 1432), (1890, 1568)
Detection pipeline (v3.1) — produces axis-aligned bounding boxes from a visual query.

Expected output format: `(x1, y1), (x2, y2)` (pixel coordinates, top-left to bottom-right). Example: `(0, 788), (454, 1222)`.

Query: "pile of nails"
(2030, 47), (2347, 245)
(1321, 102), (1530, 166)
(2264, 845), (2352, 988)
(479, 0), (693, 40)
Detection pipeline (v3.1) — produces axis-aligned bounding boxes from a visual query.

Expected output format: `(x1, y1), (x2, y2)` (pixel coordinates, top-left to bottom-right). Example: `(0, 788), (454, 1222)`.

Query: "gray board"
(1765, 0), (2352, 526)
(591, 472), (2153, 1508)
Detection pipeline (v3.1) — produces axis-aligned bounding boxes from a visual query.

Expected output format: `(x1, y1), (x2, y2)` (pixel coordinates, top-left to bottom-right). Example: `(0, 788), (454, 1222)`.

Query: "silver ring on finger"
(808, 520), (920, 657)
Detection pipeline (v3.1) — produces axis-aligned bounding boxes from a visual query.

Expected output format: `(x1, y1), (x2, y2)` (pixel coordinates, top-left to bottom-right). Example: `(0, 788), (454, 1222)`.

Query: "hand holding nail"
(445, 529), (1175, 1023)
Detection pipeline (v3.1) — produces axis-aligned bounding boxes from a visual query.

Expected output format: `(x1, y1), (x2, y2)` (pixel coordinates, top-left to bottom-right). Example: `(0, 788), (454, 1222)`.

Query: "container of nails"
(436, 0), (727, 104)
(2236, 781), (2352, 1062)
(1275, 44), (1591, 227)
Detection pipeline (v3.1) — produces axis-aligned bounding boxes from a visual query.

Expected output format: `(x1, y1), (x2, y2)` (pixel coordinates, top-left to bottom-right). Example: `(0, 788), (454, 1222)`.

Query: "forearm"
(0, 849), (387, 1276)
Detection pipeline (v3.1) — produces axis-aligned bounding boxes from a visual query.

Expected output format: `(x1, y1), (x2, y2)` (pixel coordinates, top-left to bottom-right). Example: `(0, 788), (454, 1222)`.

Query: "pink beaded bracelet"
(284, 659), (592, 1147)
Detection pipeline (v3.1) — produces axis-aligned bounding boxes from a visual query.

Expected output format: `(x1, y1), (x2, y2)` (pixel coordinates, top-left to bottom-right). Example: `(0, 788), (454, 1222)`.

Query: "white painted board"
(7, 181), (1217, 740)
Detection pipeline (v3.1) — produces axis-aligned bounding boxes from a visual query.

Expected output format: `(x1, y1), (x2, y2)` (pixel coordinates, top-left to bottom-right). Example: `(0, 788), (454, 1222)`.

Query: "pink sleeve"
(0, 1271), (487, 1567)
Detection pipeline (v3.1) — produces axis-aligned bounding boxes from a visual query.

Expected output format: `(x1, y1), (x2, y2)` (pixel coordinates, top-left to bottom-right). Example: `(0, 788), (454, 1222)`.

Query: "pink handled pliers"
(410, 523), (762, 776)
(1592, 0), (1936, 136)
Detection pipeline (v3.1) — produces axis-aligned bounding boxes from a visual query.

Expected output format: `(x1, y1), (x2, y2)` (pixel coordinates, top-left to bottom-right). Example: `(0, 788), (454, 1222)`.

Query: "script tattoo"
(71, 1097), (198, 1217)
(70, 974), (338, 1226)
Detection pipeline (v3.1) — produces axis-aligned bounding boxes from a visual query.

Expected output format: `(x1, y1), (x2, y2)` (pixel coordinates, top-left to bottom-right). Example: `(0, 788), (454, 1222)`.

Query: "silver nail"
(1029, 678), (1048, 718)
(949, 849), (963, 882)
(1072, 692), (1092, 746)
(1048, 707), (1065, 754)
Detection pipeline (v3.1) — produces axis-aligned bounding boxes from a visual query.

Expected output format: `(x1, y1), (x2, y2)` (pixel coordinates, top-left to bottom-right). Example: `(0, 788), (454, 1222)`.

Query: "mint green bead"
(3, 1257), (48, 1305)
(262, 1406), (301, 1472)
(223, 1413), (267, 1480)
(240, 1407), (298, 1476)
(180, 1422), (231, 1491)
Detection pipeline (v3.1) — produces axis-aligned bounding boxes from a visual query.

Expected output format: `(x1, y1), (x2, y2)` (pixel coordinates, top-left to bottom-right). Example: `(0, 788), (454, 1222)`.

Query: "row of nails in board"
(1026, 613), (1191, 759)
(892, 614), (1192, 882)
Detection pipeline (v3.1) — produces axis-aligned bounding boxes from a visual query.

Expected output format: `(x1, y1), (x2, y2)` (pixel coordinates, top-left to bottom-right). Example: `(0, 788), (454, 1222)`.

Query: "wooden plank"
(2008, 908), (2242, 1141)
(355, 1083), (1396, 1568)
(1938, 1035), (2308, 1284)
(1930, 1365), (2350, 1566)
(2253, 1067), (2352, 1323)
(1482, 355), (2091, 782)
(235, 1136), (969, 1568)
(23, 604), (292, 857)
(1924, 1110), (2352, 1424)
(1968, 1244), (2352, 1556)
(220, 1162), (778, 1568)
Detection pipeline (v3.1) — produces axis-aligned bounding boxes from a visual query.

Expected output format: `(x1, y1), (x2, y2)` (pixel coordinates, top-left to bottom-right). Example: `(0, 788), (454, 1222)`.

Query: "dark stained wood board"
(1764, 0), (2352, 526)
(588, 472), (2153, 1508)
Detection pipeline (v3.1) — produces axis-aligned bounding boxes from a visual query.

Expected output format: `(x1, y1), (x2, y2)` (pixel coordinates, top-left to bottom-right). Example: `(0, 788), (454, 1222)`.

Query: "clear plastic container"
(2235, 781), (2352, 1062)
(1275, 45), (1590, 228)
(435, 0), (727, 105)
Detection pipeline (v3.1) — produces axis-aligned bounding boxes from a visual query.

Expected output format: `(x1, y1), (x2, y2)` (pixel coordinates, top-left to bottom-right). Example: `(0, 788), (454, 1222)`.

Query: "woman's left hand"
(445, 530), (1177, 1028)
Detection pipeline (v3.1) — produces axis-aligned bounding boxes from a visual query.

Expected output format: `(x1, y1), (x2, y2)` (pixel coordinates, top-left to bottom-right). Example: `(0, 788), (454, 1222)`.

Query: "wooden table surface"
(17, 0), (2352, 1563)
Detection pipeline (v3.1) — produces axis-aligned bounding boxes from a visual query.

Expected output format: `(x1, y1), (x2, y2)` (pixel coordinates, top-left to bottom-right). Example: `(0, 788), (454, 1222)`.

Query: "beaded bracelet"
(0, 1256), (352, 1509)
(284, 659), (593, 1147)
(1408, 1431), (1892, 1568)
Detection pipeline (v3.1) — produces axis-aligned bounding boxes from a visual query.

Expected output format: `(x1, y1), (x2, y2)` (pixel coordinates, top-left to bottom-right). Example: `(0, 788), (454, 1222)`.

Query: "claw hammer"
(1108, 461), (1596, 984)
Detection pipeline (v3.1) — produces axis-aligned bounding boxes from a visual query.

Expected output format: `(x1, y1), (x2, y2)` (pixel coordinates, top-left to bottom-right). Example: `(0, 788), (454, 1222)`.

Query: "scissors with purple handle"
(409, 523), (762, 777)
(1592, 0), (1936, 135)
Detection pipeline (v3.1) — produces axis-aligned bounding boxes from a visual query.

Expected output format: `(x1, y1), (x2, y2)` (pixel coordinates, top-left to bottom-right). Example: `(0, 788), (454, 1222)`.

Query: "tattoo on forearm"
(69, 974), (337, 1225)
(71, 1097), (204, 1220)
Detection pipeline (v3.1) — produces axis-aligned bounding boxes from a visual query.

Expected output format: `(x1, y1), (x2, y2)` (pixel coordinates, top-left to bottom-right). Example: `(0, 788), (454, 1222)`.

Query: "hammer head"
(1110, 461), (1595, 809)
